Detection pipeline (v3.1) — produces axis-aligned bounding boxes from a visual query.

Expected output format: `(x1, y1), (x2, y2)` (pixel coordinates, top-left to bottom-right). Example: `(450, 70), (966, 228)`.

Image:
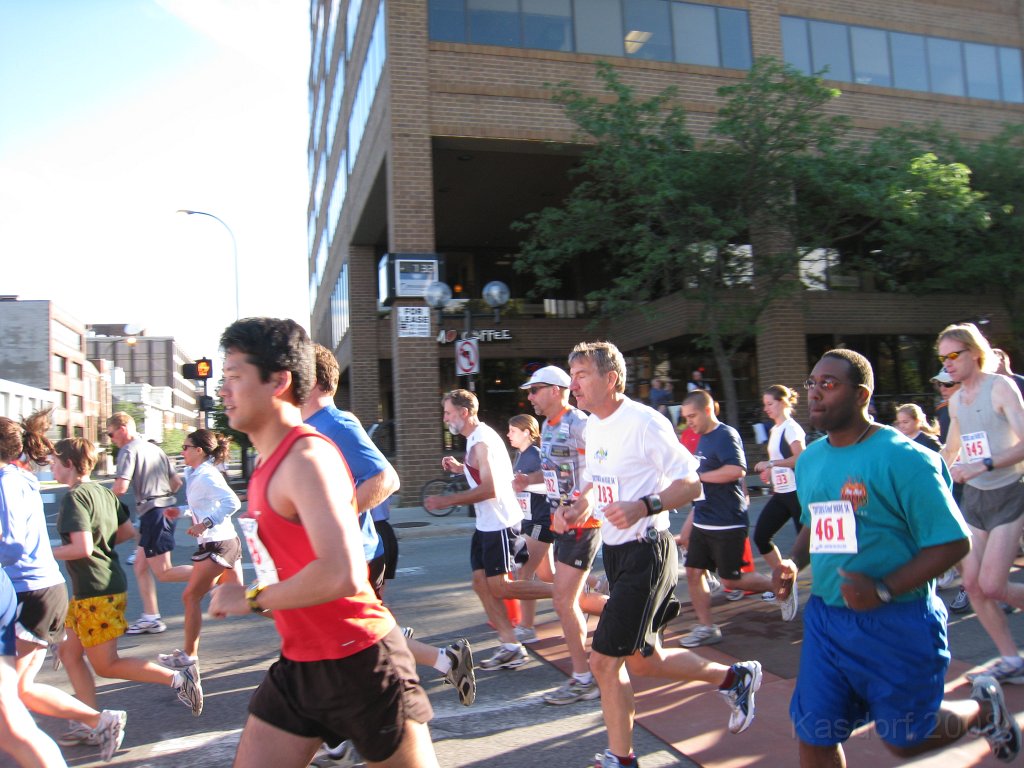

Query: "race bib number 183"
(592, 475), (619, 521)
(808, 501), (858, 554)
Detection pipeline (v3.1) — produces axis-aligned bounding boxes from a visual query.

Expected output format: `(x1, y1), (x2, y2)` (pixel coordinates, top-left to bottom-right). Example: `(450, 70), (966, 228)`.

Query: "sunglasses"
(803, 377), (842, 392)
(182, 444), (196, 450)
(528, 385), (552, 395)
(937, 349), (970, 364)
(937, 381), (956, 389)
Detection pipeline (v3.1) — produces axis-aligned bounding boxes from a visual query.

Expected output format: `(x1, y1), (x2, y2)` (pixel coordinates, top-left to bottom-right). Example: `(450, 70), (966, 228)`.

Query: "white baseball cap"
(520, 365), (571, 389)
(931, 369), (953, 384)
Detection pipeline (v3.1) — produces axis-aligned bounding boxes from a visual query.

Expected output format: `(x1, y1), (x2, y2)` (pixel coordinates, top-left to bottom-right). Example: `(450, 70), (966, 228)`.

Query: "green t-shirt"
(57, 483), (130, 599)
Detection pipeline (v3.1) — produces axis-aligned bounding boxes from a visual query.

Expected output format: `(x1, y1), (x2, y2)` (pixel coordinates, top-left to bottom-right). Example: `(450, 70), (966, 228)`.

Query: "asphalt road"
(8, 486), (1021, 767)
(8, 485), (699, 768)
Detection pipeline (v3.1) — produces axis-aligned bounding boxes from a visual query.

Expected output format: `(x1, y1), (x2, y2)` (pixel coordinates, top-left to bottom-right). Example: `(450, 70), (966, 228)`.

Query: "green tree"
(513, 59), (848, 425)
(211, 401), (253, 481)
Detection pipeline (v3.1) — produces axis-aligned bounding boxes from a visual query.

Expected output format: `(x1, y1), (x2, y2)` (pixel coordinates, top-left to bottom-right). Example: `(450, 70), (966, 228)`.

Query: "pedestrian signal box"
(195, 358), (213, 379)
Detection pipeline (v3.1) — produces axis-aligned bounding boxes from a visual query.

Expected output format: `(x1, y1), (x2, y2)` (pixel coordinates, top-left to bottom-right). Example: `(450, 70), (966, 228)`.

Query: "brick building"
(307, 0), (1023, 495)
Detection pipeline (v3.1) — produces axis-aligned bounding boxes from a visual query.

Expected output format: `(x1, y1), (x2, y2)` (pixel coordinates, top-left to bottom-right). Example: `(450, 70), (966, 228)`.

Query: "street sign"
(455, 338), (480, 375)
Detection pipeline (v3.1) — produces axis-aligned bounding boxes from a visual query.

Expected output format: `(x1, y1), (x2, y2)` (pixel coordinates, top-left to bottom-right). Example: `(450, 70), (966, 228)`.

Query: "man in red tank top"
(208, 318), (438, 768)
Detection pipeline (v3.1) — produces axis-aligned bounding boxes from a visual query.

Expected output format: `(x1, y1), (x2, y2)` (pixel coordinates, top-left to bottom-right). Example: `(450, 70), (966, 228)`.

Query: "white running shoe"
(94, 709), (127, 762)
(679, 624), (722, 648)
(514, 625), (539, 644)
(158, 648), (197, 670)
(126, 617), (166, 635)
(479, 644), (528, 669)
(780, 578), (799, 622)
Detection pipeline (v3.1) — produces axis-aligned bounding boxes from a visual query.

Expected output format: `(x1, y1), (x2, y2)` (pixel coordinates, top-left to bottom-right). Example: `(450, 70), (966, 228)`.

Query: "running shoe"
(176, 664), (204, 716)
(544, 677), (600, 706)
(158, 648), (198, 670)
(936, 568), (958, 590)
(724, 589), (745, 602)
(94, 709), (127, 762)
(401, 627), (415, 639)
(760, 591), (777, 602)
(126, 617), (166, 635)
(592, 573), (610, 596)
(968, 658), (1024, 686)
(780, 578), (799, 622)
(704, 572), (722, 595)
(57, 720), (99, 746)
(720, 660), (762, 734)
(950, 586), (971, 613)
(310, 740), (363, 767)
(479, 644), (528, 670)
(970, 674), (1022, 762)
(125, 550), (136, 565)
(679, 624), (722, 648)
(593, 749), (639, 767)
(514, 625), (539, 644)
(443, 639), (476, 706)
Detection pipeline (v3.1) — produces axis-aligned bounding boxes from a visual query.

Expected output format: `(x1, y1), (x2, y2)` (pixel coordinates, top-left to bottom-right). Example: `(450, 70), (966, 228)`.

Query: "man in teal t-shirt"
(774, 348), (1020, 766)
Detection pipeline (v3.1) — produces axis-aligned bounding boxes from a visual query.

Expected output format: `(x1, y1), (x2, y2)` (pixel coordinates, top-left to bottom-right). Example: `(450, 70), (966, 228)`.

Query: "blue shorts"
(791, 594), (950, 748)
(139, 507), (177, 558)
(470, 526), (519, 577)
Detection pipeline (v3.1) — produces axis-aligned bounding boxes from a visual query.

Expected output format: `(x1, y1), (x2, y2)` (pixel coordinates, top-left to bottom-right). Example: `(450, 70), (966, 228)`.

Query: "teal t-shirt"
(796, 425), (969, 607)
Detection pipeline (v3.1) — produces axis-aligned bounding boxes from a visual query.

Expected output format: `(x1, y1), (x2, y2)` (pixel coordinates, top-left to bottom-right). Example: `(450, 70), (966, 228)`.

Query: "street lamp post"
(176, 209), (240, 320)
(425, 280), (511, 393)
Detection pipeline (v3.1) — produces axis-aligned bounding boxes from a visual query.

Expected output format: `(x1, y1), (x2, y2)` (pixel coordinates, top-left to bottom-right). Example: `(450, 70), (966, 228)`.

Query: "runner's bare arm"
(356, 463), (399, 512)
(51, 530), (94, 560)
(941, 397), (961, 468)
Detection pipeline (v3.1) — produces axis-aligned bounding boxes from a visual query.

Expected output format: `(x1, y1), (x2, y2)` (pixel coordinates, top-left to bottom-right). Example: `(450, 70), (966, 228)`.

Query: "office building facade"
(307, 0), (1023, 494)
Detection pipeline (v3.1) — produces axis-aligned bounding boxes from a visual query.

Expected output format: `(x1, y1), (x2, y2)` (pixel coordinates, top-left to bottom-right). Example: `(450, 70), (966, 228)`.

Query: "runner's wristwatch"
(246, 583), (269, 614)
(642, 494), (663, 515)
(983, 458), (995, 472)
(874, 580), (893, 604)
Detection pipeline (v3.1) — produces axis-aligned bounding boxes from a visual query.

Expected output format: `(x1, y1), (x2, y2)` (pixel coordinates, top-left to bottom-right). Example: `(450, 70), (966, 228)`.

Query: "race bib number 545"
(808, 501), (857, 554)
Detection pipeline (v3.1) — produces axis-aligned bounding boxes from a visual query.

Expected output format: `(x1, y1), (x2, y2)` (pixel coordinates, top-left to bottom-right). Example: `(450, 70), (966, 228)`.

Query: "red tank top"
(246, 425), (394, 661)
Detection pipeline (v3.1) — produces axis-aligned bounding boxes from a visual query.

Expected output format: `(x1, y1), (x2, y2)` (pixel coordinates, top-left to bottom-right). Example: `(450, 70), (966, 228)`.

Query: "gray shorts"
(961, 477), (1024, 531)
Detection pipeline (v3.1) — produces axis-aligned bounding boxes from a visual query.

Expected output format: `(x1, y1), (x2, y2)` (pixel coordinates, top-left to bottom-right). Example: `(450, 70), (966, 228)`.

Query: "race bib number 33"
(808, 501), (857, 554)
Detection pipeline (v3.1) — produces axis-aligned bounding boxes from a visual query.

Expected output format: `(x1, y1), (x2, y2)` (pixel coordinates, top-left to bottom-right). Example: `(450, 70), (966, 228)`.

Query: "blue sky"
(1, 0), (311, 361)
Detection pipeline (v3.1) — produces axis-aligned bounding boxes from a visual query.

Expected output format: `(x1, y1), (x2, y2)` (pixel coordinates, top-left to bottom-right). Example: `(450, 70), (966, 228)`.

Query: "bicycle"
(420, 473), (470, 517)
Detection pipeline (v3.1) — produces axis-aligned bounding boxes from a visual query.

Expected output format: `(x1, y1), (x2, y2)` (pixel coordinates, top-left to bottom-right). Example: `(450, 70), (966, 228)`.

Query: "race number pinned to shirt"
(592, 475), (619, 521)
(961, 431), (992, 463)
(808, 501), (857, 554)
(516, 492), (531, 519)
(238, 516), (280, 585)
(771, 466), (797, 494)
(543, 469), (560, 501)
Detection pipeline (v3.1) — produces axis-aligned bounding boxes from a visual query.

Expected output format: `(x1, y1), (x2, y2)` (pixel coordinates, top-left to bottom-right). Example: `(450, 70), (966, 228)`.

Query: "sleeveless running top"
(246, 425), (394, 661)
(956, 375), (1024, 490)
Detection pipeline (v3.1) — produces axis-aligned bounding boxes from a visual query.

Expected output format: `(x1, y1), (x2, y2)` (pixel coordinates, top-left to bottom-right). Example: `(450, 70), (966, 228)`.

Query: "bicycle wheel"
(421, 478), (457, 517)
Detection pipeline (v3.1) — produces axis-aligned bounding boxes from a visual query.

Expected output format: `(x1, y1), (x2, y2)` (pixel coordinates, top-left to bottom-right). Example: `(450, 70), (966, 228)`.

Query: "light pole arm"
(177, 209), (240, 319)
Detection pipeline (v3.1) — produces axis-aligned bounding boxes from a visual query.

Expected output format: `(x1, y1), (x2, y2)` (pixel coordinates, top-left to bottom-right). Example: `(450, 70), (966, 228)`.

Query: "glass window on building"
(71, 361), (82, 379)
(964, 42), (1000, 100)
(522, 0), (572, 51)
(999, 47), (1024, 102)
(52, 354), (67, 374)
(430, 0), (467, 42)
(717, 7), (751, 70)
(71, 394), (83, 412)
(623, 0), (672, 62)
(928, 37), (964, 96)
(850, 25), (891, 86)
(781, 16), (811, 74)
(891, 32), (928, 91)
(468, 0), (520, 47)
(673, 3), (719, 67)
(810, 20), (852, 82)
(573, 0), (623, 56)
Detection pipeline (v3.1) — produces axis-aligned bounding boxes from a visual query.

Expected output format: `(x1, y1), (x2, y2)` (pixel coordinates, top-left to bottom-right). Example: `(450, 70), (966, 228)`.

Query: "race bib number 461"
(808, 501), (857, 554)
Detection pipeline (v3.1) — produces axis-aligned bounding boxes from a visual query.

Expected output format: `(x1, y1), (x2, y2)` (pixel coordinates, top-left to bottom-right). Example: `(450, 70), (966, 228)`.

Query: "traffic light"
(182, 363), (198, 379)
(196, 358), (213, 380)
(198, 395), (216, 411)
